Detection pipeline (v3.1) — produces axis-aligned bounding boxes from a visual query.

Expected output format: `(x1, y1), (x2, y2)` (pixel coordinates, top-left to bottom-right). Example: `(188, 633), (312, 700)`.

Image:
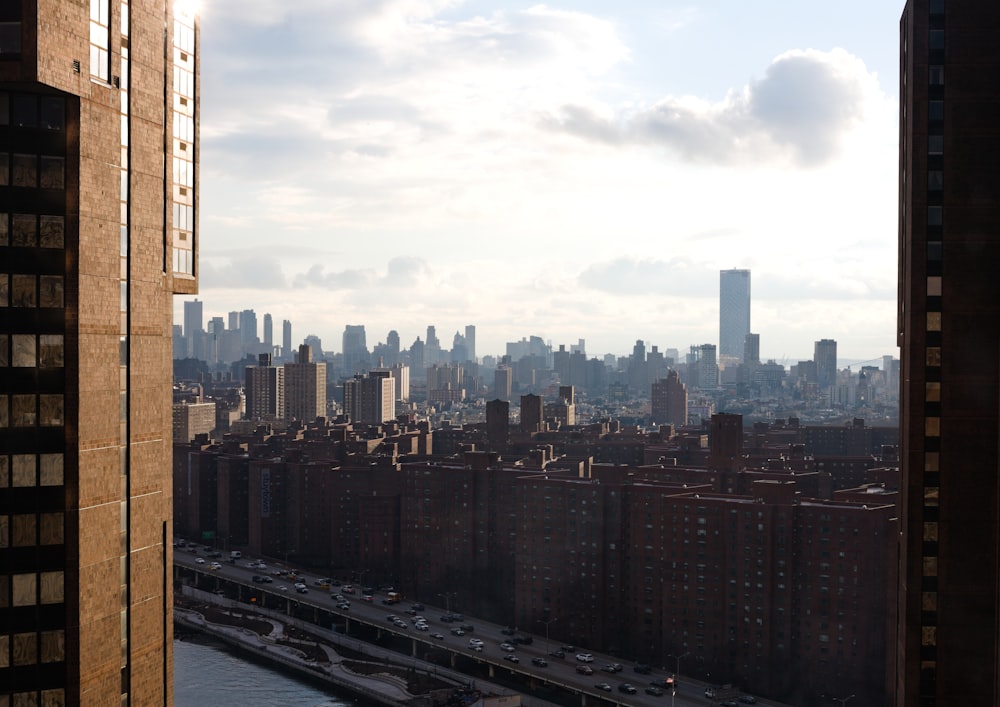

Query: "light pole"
(438, 591), (455, 614)
(539, 616), (557, 655)
(666, 652), (689, 707)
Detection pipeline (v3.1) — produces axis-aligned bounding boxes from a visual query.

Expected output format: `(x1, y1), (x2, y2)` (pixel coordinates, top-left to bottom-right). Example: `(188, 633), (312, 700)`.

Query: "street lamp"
(438, 591), (456, 613)
(666, 652), (689, 707)
(538, 616), (557, 655)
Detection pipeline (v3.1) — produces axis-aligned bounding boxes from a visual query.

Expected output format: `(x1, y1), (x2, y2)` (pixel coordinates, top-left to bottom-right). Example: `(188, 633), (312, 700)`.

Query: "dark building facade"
(0, 1), (198, 703)
(897, 1), (1000, 704)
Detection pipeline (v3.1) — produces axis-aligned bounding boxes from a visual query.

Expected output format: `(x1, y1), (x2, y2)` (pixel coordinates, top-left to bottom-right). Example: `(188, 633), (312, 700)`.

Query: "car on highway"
(738, 697), (757, 704)
(618, 683), (637, 694)
(633, 663), (652, 674)
(576, 653), (594, 662)
(209, 562), (221, 570)
(575, 665), (594, 675)
(705, 688), (717, 699)
(549, 650), (565, 659)
(499, 643), (515, 652)
(411, 603), (424, 611)
(645, 686), (664, 696)
(450, 628), (465, 636)
(415, 623), (429, 631)
(720, 702), (738, 707)
(601, 663), (622, 673)
(195, 557), (205, 564)
(430, 632), (444, 640)
(594, 682), (612, 692)
(342, 585), (354, 594)
(531, 657), (548, 667)
(336, 602), (350, 610)
(468, 638), (484, 648)
(503, 654), (520, 663)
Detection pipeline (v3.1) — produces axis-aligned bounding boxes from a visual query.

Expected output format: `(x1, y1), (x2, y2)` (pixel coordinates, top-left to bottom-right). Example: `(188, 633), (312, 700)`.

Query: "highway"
(174, 548), (781, 707)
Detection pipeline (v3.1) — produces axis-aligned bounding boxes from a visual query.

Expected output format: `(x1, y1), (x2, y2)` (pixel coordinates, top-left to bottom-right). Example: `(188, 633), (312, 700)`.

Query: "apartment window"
(89, 0), (110, 81)
(928, 65), (944, 86)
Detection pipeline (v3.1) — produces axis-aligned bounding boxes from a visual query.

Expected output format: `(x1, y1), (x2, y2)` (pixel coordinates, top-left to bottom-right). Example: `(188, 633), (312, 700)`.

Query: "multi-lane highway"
(174, 548), (777, 707)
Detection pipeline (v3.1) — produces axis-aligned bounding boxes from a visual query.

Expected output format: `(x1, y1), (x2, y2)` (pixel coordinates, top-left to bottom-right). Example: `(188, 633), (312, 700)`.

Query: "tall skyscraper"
(183, 298), (203, 358)
(262, 312), (273, 349)
(282, 319), (292, 359)
(283, 344), (326, 422)
(0, 1), (199, 703)
(245, 353), (284, 420)
(814, 338), (838, 389)
(897, 2), (1000, 704)
(651, 370), (688, 428)
(465, 324), (476, 363)
(719, 268), (751, 362)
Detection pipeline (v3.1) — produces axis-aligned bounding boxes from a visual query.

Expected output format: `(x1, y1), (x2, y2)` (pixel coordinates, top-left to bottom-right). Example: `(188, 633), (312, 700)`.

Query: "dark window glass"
(928, 101), (943, 121)
(12, 94), (36, 127)
(40, 97), (64, 131)
(927, 242), (942, 262)
(0, 22), (20, 55)
(929, 30), (944, 49)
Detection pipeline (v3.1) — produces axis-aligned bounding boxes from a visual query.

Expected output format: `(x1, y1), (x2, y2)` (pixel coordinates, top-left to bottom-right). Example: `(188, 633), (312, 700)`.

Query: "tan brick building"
(0, 0), (198, 703)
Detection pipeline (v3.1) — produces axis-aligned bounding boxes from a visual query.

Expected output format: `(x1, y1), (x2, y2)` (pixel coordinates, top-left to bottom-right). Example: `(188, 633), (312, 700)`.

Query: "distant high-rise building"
(691, 343), (719, 390)
(228, 310), (239, 330)
(245, 353), (284, 420)
(651, 371), (688, 428)
(386, 330), (401, 366)
(343, 324), (368, 373)
(263, 312), (273, 348)
(465, 324), (476, 363)
(720, 268), (751, 362)
(283, 344), (326, 422)
(343, 370), (395, 424)
(743, 332), (760, 365)
(303, 334), (323, 360)
(520, 393), (544, 433)
(425, 325), (441, 365)
(184, 298), (204, 358)
(494, 366), (513, 401)
(387, 363), (410, 402)
(897, 2), (1000, 704)
(282, 319), (292, 359)
(814, 338), (837, 389)
(0, 1), (200, 702)
(486, 399), (510, 451)
(239, 309), (258, 354)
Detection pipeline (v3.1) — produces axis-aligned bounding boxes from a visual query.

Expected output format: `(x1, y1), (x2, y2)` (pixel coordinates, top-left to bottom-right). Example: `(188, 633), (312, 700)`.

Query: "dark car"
(531, 657), (548, 667)
(549, 650), (565, 659)
(460, 624), (474, 633)
(738, 697), (757, 704)
(575, 665), (594, 675)
(411, 603), (425, 611)
(594, 682), (612, 692)
(503, 654), (520, 663)
(512, 635), (533, 645)
(618, 683), (637, 694)
(501, 627), (516, 636)
(651, 677), (677, 689)
(720, 702), (739, 707)
(633, 663), (652, 674)
(601, 663), (621, 673)
(645, 686), (664, 696)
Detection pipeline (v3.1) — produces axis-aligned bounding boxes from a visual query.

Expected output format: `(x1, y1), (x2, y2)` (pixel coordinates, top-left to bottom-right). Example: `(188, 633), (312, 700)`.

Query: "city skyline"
(181, 0), (901, 361)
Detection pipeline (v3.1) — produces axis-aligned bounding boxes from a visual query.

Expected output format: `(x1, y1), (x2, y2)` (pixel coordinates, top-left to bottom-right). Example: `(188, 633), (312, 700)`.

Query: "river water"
(174, 636), (358, 706)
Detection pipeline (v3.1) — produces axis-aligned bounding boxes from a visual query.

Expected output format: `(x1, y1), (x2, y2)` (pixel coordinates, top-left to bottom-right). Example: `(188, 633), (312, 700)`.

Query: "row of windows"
(0, 93), (65, 130)
(0, 454), (63, 488)
(0, 334), (64, 368)
(0, 631), (65, 668)
(0, 274), (64, 308)
(0, 512), (64, 548)
(0, 571), (64, 608)
(0, 394), (65, 428)
(0, 214), (65, 248)
(0, 154), (65, 190)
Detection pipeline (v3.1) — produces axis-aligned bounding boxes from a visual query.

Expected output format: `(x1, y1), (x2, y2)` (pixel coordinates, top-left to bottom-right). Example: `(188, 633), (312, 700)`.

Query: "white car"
(500, 643), (516, 652)
(469, 638), (484, 647)
(209, 562), (221, 570)
(195, 557), (205, 564)
(576, 653), (594, 662)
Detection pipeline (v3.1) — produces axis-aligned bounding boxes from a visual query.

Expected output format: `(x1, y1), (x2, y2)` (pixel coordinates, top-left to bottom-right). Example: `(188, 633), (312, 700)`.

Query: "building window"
(90, 0), (110, 81)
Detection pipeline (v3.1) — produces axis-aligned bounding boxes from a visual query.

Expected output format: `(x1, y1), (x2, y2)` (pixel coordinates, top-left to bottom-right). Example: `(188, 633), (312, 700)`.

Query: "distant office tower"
(719, 269), (751, 362)
(651, 371), (688, 427)
(0, 1), (199, 703)
(495, 365), (513, 401)
(245, 353), (284, 420)
(343, 370), (395, 423)
(303, 334), (323, 359)
(283, 344), (326, 421)
(228, 310), (239, 330)
(486, 399), (510, 450)
(184, 298), (204, 358)
(263, 312), (273, 348)
(691, 343), (719, 389)
(897, 2), (1000, 704)
(282, 319), (292, 358)
(387, 363), (410, 402)
(814, 338), (837, 389)
(520, 393), (544, 433)
(451, 330), (469, 363)
(342, 324), (368, 373)
(386, 330), (401, 365)
(744, 332), (760, 365)
(465, 324), (476, 363)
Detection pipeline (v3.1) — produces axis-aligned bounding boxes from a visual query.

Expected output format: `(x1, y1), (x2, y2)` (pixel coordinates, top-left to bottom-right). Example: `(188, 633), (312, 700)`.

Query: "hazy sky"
(178, 0), (902, 364)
